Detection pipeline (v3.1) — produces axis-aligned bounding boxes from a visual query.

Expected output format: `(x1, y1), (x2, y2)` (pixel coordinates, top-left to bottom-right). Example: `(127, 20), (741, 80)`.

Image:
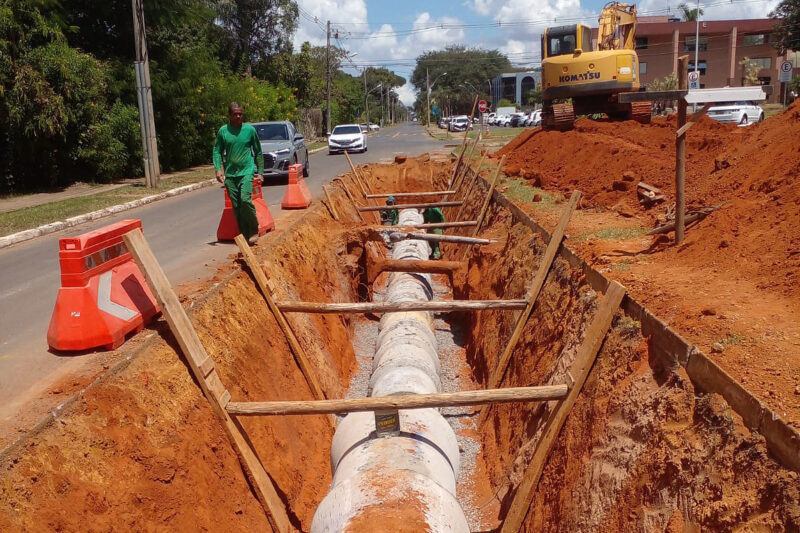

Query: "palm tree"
(678, 2), (704, 21)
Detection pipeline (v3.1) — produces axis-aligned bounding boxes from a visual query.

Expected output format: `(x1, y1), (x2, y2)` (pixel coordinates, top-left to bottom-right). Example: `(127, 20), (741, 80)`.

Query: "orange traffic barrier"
(281, 164), (313, 209)
(217, 178), (276, 241)
(47, 219), (160, 352)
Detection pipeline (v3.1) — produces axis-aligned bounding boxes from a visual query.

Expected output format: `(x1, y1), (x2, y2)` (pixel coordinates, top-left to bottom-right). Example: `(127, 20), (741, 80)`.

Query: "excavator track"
(630, 101), (652, 124)
(542, 103), (575, 131)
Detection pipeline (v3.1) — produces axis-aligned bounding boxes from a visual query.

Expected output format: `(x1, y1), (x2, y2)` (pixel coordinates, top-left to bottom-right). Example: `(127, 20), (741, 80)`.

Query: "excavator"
(540, 2), (652, 130)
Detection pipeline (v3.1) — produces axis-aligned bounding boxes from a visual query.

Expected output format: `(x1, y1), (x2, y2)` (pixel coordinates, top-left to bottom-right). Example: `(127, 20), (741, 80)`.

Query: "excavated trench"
(1, 154), (798, 532)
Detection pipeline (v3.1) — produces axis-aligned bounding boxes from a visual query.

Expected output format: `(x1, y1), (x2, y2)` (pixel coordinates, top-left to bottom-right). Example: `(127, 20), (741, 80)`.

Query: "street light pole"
(326, 20), (331, 136)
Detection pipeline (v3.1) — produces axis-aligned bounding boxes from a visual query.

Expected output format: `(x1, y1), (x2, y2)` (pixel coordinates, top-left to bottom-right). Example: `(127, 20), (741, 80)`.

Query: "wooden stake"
(500, 281), (626, 533)
(478, 191), (581, 426)
(358, 201), (461, 212)
(452, 133), (481, 194)
(366, 190), (456, 198)
(448, 96), (479, 188)
(365, 222), (478, 231)
(333, 178), (367, 223)
(277, 299), (527, 314)
(122, 229), (292, 533)
(322, 185), (340, 221)
(235, 236), (328, 404)
(389, 232), (494, 245)
(460, 155), (505, 260)
(452, 156), (485, 227)
(675, 55), (689, 244)
(344, 151), (371, 195)
(227, 385), (569, 416)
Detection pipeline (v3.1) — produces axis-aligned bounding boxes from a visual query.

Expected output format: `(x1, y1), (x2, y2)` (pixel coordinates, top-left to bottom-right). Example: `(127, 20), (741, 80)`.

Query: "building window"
(639, 62), (647, 74)
(750, 57), (772, 70)
(743, 33), (768, 46)
(684, 36), (708, 52)
(688, 60), (707, 75)
(635, 37), (648, 50)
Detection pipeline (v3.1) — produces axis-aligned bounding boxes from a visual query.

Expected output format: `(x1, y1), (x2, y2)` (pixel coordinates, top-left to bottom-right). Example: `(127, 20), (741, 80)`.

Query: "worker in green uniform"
(213, 102), (264, 245)
(381, 195), (398, 226)
(423, 207), (445, 259)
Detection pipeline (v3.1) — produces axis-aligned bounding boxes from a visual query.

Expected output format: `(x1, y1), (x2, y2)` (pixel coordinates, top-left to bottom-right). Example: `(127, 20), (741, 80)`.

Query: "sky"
(295, 0), (781, 105)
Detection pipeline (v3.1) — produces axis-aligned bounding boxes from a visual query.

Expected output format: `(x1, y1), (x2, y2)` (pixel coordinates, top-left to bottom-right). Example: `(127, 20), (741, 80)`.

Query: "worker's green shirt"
(212, 123), (264, 177)
(423, 207), (445, 224)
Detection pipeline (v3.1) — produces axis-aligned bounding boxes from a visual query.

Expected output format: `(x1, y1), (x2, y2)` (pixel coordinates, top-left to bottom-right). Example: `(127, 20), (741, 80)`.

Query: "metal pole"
(364, 69), (368, 123)
(693, 0), (700, 112)
(326, 20), (331, 136)
(427, 68), (431, 128)
(133, 63), (152, 186)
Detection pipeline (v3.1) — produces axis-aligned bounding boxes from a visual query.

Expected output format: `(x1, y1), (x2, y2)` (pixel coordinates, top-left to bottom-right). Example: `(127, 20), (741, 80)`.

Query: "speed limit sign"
(779, 60), (793, 83)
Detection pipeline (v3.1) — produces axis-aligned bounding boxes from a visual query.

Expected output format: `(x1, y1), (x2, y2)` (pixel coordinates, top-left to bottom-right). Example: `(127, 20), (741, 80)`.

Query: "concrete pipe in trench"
(311, 209), (469, 532)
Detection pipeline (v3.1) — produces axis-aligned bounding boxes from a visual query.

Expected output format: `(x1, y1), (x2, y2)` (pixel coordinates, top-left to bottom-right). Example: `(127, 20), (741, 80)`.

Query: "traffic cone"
(281, 164), (312, 209)
(217, 178), (275, 240)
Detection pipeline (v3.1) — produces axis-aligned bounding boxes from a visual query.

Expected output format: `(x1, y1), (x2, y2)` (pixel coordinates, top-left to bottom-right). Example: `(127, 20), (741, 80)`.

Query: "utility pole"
(131, 0), (160, 187)
(326, 20), (331, 136)
(693, 0), (700, 112)
(363, 69), (368, 124)
(426, 68), (431, 128)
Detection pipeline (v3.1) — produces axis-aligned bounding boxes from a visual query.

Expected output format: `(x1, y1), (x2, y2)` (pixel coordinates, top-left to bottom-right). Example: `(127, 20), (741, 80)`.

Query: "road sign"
(779, 60), (793, 83)
(478, 100), (488, 113)
(688, 71), (700, 90)
(432, 104), (439, 116)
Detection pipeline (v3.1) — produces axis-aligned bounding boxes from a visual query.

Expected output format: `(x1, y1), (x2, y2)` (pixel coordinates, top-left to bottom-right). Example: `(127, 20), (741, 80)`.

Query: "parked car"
(486, 112), (496, 125)
(495, 115), (511, 127)
(524, 110), (542, 127)
(438, 116), (450, 129)
(449, 115), (471, 132)
(365, 122), (380, 131)
(509, 113), (526, 127)
(359, 124), (369, 133)
(252, 120), (309, 178)
(328, 124), (367, 154)
(707, 101), (764, 126)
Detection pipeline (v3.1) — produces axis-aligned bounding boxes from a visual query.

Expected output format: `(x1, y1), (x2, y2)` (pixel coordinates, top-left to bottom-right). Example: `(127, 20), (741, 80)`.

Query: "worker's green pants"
(431, 228), (443, 259)
(225, 175), (258, 240)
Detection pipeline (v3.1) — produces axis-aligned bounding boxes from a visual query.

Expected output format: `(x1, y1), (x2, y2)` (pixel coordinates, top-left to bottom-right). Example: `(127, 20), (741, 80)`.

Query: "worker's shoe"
(247, 234), (259, 246)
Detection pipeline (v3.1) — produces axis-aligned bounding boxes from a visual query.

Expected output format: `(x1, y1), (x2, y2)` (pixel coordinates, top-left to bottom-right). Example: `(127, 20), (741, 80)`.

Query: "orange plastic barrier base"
(217, 179), (276, 241)
(281, 164), (313, 209)
(47, 219), (160, 352)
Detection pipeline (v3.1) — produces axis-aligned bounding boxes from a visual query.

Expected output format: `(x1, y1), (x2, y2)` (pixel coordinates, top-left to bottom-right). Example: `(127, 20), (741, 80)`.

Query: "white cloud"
(395, 83), (418, 106)
(638, 0), (780, 20)
(294, 0), (368, 49)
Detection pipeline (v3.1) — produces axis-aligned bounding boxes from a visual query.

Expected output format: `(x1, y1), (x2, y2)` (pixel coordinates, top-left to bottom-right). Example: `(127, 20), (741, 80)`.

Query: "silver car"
(707, 101), (764, 126)
(251, 121), (309, 178)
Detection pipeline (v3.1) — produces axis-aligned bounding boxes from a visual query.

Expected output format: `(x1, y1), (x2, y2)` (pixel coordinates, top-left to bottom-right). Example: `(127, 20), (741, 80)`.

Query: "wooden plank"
(676, 102), (712, 137)
(453, 161), (483, 225)
(219, 390), (232, 408)
(122, 229), (292, 533)
(322, 185), (340, 221)
(478, 191), (581, 426)
(277, 299), (528, 314)
(198, 356), (215, 378)
(448, 96), (479, 188)
(500, 281), (626, 533)
(227, 385), (569, 416)
(389, 232), (494, 245)
(618, 90), (687, 102)
(333, 178), (367, 223)
(451, 133), (480, 195)
(460, 155), (505, 260)
(358, 201), (462, 212)
(235, 235), (328, 405)
(373, 258), (464, 274)
(366, 190), (457, 198)
(675, 55), (689, 244)
(344, 151), (370, 196)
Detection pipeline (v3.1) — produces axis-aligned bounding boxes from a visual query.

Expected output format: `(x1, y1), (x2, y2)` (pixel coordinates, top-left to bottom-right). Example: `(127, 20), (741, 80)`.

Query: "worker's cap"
(387, 195), (396, 204)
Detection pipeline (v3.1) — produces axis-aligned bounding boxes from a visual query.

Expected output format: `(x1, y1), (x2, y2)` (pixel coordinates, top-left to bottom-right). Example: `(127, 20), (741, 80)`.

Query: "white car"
(496, 115), (510, 127)
(328, 124), (367, 154)
(525, 110), (542, 127)
(486, 113), (496, 125)
(448, 116), (471, 132)
(707, 101), (764, 126)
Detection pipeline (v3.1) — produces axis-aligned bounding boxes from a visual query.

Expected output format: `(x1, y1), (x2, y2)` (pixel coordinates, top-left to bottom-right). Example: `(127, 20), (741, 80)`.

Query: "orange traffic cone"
(217, 178), (275, 241)
(281, 164), (312, 209)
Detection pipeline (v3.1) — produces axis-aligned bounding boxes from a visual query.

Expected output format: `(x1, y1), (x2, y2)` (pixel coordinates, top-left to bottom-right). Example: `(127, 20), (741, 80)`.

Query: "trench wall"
(454, 169), (800, 531)
(0, 205), (365, 532)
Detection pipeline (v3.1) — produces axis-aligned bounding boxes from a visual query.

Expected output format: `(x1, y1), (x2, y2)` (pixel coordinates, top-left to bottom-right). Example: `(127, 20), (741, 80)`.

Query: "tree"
(770, 0), (800, 55)
(524, 87), (542, 106)
(740, 57), (760, 85)
(215, 0), (298, 74)
(678, 2), (704, 21)
(410, 46), (512, 115)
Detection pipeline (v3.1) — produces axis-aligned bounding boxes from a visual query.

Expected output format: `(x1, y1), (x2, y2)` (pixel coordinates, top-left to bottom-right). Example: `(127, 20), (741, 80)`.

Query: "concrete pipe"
(312, 208), (468, 531)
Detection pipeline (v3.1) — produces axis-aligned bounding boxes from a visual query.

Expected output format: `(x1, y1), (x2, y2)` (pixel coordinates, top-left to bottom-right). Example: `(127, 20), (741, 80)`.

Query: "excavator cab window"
(547, 30), (577, 57)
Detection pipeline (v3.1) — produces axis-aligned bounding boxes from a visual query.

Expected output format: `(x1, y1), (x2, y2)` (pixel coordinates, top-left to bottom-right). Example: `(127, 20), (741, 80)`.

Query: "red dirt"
(490, 103), (800, 429)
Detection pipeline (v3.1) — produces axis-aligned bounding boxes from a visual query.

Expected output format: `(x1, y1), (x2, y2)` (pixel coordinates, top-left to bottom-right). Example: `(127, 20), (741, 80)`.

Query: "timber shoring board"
(122, 229), (293, 533)
(234, 236), (328, 403)
(463, 166), (800, 473)
(478, 190), (581, 426)
(226, 385), (569, 416)
(358, 201), (462, 212)
(460, 154), (505, 260)
(500, 281), (626, 533)
(277, 299), (528, 314)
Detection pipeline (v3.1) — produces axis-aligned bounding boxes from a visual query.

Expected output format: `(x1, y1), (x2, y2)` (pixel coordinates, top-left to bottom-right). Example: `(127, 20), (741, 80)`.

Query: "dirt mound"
(495, 102), (800, 299)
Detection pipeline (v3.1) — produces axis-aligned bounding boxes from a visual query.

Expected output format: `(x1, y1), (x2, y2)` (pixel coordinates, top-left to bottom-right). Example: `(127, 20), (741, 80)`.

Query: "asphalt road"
(0, 122), (446, 438)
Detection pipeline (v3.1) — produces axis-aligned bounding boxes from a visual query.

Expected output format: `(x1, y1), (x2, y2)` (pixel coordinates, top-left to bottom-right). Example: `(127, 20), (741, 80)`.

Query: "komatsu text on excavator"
(540, 2), (652, 130)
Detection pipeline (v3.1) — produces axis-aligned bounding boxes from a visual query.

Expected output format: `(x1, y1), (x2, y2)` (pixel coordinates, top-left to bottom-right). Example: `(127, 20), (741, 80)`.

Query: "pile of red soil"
(494, 102), (800, 299)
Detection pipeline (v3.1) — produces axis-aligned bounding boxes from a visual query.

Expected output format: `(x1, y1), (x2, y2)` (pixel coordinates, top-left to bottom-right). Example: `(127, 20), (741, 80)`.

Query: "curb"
(0, 179), (217, 250)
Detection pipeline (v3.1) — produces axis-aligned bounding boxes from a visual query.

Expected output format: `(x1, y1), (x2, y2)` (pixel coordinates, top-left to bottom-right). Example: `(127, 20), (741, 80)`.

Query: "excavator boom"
(597, 2), (637, 51)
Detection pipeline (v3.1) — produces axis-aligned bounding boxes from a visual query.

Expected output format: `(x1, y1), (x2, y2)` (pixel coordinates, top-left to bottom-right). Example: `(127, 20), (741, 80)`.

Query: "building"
(593, 17), (797, 103)
(489, 71), (541, 109)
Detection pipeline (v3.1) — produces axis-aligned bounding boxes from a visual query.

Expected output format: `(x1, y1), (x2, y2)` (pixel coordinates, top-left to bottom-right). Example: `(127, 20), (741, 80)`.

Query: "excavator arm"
(597, 2), (637, 51)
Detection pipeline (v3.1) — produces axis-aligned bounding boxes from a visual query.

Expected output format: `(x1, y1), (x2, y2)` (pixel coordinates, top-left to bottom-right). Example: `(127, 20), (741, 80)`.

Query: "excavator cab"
(540, 2), (651, 130)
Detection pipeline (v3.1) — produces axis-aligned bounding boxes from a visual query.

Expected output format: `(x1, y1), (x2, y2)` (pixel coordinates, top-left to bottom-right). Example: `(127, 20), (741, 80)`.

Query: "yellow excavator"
(540, 2), (651, 130)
